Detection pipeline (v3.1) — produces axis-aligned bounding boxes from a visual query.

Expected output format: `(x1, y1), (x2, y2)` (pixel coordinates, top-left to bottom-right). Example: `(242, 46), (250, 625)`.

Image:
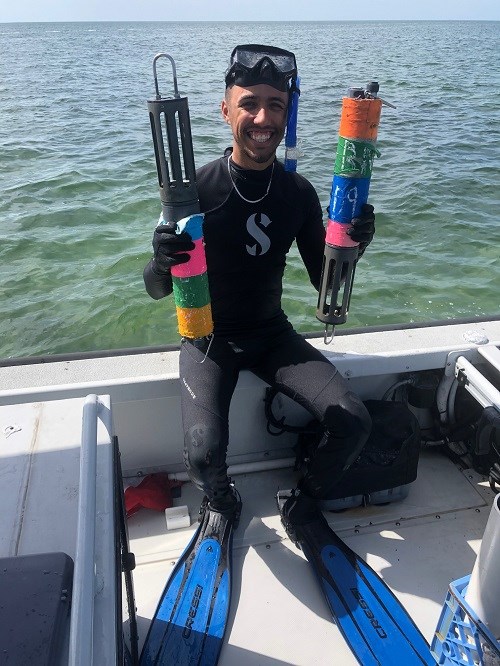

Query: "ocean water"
(0, 21), (499, 358)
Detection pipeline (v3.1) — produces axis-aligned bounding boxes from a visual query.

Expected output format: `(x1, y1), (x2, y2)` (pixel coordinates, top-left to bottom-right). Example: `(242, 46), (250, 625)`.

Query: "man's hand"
(347, 203), (375, 258)
(152, 225), (195, 274)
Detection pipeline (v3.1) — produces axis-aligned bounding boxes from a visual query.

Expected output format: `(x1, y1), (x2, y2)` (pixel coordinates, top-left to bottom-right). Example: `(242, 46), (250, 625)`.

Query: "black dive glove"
(347, 203), (375, 258)
(151, 225), (195, 275)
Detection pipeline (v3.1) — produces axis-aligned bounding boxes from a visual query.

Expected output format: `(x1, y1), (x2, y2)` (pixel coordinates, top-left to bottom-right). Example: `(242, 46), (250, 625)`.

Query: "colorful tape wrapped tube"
(169, 213), (213, 339)
(316, 91), (383, 337)
(334, 136), (380, 178)
(338, 97), (382, 142)
(327, 96), (382, 243)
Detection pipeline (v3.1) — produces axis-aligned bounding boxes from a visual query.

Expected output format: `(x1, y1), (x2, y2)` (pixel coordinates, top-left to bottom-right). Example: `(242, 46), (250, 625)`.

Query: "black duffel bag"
(265, 390), (421, 509)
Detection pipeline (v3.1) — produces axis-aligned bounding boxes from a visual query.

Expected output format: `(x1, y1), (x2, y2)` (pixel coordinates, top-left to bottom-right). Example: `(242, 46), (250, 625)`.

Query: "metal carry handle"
(152, 52), (180, 99)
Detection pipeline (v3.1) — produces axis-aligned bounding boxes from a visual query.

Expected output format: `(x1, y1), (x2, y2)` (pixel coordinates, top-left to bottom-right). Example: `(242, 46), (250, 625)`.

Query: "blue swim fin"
(139, 499), (240, 665)
(277, 491), (434, 666)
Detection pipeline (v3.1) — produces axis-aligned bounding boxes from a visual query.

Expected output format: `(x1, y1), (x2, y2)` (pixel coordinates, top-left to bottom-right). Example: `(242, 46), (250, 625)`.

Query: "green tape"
(334, 137), (380, 177)
(172, 274), (210, 309)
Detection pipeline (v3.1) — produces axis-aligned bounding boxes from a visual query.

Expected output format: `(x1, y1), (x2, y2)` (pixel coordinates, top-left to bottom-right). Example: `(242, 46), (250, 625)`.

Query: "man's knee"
(184, 423), (220, 472)
(323, 391), (372, 442)
(183, 423), (227, 491)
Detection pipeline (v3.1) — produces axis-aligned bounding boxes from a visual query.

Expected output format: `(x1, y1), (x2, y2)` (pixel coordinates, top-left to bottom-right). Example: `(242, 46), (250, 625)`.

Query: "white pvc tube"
(168, 456), (296, 482)
(465, 494), (500, 639)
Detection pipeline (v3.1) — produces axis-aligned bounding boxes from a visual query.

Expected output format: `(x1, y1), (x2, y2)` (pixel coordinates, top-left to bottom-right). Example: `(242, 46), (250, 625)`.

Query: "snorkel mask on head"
(225, 44), (298, 93)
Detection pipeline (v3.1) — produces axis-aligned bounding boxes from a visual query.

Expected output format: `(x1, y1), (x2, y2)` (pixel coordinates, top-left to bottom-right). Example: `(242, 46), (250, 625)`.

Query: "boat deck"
(2, 319), (500, 664)
(128, 451), (495, 665)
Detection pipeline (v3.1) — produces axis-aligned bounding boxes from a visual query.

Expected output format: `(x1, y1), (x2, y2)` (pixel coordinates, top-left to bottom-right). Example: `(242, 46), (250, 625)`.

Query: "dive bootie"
(199, 485), (242, 529)
(277, 488), (326, 547)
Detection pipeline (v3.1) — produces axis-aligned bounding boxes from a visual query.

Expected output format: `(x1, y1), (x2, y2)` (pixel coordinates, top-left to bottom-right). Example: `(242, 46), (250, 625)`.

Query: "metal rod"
(69, 394), (99, 666)
(324, 324), (335, 345)
(478, 345), (500, 375)
(455, 356), (500, 411)
(152, 52), (179, 99)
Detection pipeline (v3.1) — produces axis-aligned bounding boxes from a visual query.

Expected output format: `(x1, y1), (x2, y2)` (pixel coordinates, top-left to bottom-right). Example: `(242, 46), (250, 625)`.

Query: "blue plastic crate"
(431, 575), (500, 666)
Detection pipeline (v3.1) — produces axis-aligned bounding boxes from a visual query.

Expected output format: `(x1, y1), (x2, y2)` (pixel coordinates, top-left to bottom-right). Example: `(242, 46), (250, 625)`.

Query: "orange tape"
(338, 98), (382, 141)
(176, 303), (213, 339)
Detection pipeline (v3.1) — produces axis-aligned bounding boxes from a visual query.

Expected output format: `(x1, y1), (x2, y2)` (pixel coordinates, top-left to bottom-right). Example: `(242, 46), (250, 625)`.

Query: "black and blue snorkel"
(225, 44), (300, 171)
(284, 75), (301, 172)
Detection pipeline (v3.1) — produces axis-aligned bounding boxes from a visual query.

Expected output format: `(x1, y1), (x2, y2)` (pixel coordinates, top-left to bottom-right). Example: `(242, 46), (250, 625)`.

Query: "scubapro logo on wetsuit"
(350, 588), (388, 638)
(246, 213), (272, 256)
(183, 584), (204, 639)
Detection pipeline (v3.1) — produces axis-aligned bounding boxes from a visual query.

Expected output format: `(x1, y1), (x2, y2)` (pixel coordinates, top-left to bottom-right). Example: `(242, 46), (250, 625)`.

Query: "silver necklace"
(227, 156), (274, 204)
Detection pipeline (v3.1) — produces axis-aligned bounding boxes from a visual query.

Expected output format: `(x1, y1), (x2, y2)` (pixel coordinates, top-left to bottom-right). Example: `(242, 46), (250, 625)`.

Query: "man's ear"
(221, 98), (230, 124)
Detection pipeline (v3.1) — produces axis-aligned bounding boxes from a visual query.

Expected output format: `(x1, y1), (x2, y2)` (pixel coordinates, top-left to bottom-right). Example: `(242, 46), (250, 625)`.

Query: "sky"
(1, 0), (499, 23)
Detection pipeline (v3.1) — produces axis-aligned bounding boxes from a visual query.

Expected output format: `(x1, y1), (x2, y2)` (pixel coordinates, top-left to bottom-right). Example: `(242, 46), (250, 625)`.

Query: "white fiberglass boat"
(1, 316), (500, 665)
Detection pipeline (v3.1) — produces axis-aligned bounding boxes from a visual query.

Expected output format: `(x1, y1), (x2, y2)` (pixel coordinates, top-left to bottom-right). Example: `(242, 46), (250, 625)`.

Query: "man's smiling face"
(221, 83), (288, 170)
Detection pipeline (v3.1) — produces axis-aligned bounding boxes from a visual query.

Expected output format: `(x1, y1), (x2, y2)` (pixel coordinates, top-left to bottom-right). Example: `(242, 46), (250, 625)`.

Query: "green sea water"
(1, 21), (499, 358)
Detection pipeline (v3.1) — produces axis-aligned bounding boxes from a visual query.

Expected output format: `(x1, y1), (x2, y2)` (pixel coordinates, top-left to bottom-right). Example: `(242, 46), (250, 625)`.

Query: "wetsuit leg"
(179, 338), (240, 509)
(253, 330), (372, 500)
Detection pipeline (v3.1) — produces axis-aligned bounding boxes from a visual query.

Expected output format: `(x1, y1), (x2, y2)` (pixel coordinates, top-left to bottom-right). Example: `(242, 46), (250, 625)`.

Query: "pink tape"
(325, 220), (359, 248)
(171, 238), (207, 278)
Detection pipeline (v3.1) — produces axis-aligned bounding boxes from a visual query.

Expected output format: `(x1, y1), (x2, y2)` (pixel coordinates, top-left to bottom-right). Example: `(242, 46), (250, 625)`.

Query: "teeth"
(250, 132), (272, 143)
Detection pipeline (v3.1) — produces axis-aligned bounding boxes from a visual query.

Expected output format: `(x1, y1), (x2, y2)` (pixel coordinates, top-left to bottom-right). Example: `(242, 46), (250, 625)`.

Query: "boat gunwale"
(2, 314), (500, 368)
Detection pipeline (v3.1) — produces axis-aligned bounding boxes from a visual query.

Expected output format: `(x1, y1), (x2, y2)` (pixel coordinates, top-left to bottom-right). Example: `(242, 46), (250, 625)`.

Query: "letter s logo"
(246, 213), (271, 256)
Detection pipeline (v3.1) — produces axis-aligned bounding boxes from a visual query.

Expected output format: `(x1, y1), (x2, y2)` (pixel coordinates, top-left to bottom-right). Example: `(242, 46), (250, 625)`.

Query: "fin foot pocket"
(204, 483), (242, 529)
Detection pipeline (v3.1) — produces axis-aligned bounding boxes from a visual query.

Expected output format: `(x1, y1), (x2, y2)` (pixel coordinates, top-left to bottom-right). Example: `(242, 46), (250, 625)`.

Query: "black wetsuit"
(144, 152), (371, 507)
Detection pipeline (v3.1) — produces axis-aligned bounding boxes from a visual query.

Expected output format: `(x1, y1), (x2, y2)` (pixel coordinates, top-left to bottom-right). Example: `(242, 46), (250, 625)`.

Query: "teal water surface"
(0, 21), (499, 358)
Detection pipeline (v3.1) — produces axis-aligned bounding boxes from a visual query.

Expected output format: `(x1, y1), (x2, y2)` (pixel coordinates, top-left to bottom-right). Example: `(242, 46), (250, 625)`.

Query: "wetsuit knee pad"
(184, 423), (221, 475)
(183, 424), (228, 493)
(323, 391), (372, 442)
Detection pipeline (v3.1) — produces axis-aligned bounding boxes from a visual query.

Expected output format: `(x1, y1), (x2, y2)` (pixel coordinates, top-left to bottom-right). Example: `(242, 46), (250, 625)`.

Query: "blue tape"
(328, 175), (371, 223)
(176, 213), (204, 241)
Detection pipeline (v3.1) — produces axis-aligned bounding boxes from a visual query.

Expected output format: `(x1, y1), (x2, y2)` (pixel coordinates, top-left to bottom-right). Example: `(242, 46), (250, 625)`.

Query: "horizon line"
(1, 18), (499, 24)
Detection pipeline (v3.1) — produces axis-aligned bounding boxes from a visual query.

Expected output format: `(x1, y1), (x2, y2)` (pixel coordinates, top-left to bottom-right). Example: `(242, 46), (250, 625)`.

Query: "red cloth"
(124, 473), (182, 518)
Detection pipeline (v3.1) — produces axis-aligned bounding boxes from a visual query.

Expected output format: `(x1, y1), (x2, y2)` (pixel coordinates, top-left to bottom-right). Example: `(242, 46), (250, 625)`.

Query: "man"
(143, 44), (374, 527)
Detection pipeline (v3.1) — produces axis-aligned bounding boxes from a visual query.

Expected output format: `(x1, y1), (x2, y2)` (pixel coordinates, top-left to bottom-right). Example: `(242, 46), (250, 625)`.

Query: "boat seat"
(0, 551), (73, 666)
